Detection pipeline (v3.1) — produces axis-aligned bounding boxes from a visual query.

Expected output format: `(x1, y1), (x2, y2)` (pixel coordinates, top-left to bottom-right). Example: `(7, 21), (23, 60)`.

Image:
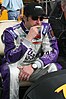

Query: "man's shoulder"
(4, 23), (21, 31)
(3, 23), (21, 39)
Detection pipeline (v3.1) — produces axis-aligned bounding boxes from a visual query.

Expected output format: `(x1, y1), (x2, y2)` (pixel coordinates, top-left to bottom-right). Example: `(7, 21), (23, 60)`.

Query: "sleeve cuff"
(34, 58), (44, 68)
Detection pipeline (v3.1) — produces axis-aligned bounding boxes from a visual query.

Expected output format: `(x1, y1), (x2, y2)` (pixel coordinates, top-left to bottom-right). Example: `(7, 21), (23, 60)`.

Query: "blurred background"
(0, 0), (59, 20)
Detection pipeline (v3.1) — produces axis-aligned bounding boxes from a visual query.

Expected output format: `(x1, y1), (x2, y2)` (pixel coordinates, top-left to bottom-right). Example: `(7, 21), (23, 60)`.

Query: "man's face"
(61, 3), (66, 12)
(23, 15), (43, 29)
(61, 3), (66, 19)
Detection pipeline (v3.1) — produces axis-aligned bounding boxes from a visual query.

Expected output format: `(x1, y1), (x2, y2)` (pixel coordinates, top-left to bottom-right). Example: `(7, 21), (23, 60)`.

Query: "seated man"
(49, 0), (66, 69)
(0, 2), (62, 99)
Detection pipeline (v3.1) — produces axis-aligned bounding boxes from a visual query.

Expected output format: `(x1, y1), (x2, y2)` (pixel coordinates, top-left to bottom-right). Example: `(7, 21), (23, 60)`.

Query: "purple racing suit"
(0, 21), (62, 99)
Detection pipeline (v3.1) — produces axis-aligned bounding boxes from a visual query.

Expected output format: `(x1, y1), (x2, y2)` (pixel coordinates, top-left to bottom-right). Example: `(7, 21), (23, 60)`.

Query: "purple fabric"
(0, 63), (10, 99)
(40, 37), (59, 66)
(3, 31), (27, 63)
(41, 22), (52, 35)
(55, 63), (62, 70)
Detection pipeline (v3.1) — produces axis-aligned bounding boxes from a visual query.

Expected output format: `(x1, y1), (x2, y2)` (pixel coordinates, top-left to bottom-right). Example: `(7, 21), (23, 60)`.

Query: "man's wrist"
(31, 64), (38, 70)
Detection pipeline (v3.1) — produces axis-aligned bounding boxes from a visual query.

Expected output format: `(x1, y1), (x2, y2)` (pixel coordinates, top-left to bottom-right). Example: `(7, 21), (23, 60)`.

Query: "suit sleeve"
(3, 31), (28, 63)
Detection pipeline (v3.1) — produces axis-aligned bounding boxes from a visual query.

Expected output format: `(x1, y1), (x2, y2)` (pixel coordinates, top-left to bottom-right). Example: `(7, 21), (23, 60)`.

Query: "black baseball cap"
(24, 2), (45, 17)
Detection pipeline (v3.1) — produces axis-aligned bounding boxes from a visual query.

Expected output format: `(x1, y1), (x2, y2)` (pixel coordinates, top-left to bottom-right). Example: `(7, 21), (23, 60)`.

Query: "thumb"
(17, 66), (23, 70)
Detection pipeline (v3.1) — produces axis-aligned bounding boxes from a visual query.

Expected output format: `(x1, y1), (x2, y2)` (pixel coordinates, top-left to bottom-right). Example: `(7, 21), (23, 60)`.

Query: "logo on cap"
(35, 6), (42, 9)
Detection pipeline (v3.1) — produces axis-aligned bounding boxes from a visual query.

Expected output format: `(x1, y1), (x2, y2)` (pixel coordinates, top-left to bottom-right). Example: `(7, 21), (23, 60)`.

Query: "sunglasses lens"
(32, 16), (43, 21)
(40, 17), (44, 21)
(32, 16), (38, 20)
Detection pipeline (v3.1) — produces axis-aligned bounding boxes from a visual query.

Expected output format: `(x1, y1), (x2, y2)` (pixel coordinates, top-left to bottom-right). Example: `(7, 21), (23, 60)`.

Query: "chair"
(0, 10), (8, 20)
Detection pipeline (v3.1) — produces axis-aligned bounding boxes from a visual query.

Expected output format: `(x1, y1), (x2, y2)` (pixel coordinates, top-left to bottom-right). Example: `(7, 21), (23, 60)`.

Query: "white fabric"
(8, 63), (20, 99)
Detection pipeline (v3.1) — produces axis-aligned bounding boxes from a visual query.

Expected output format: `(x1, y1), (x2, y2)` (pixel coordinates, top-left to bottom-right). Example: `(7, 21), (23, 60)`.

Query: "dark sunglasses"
(31, 16), (44, 21)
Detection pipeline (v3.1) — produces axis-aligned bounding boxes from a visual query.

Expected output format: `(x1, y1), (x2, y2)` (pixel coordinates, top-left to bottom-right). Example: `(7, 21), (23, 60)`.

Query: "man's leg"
(8, 63), (20, 99)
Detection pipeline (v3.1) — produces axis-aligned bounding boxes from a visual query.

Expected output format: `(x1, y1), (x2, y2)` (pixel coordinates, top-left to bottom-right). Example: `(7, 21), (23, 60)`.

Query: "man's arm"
(40, 36), (59, 65)
(3, 26), (38, 63)
(3, 31), (28, 63)
(32, 24), (59, 69)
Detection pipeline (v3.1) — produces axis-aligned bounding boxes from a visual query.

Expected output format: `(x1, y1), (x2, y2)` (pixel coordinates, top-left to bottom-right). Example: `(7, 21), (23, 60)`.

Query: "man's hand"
(26, 26), (41, 41)
(17, 65), (34, 81)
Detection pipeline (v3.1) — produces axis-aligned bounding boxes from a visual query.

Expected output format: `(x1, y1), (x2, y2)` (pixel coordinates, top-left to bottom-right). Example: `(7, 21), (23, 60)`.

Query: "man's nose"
(36, 18), (41, 24)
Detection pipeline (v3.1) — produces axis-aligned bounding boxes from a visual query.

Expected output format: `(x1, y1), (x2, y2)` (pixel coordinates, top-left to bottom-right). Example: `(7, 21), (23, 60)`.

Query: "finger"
(19, 73), (25, 81)
(21, 71), (29, 81)
(19, 71), (29, 81)
(17, 66), (23, 70)
(26, 74), (30, 81)
(18, 71), (23, 79)
(23, 74), (29, 81)
(19, 71), (28, 81)
(36, 25), (41, 28)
